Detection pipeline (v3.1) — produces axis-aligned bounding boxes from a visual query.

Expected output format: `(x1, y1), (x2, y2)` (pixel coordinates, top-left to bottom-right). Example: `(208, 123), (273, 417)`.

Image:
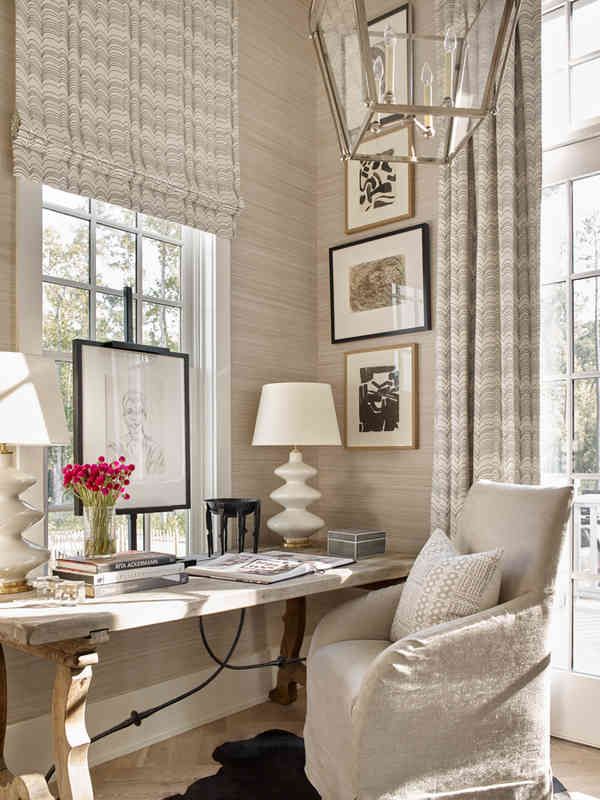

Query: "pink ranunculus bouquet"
(62, 457), (135, 556)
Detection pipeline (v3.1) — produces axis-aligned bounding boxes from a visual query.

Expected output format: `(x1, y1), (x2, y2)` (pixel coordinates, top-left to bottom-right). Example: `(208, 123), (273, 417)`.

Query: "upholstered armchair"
(304, 481), (572, 800)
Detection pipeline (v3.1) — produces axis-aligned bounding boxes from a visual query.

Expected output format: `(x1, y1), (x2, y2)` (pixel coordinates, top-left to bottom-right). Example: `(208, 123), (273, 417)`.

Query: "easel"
(123, 286), (140, 551)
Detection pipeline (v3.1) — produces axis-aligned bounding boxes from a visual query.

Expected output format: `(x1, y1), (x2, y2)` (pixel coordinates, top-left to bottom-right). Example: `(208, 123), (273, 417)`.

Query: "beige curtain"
(12, 0), (242, 238)
(431, 0), (542, 535)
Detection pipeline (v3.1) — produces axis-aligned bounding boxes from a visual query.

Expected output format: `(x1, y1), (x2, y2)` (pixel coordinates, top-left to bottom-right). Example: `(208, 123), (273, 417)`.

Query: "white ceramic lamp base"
(267, 449), (324, 548)
(0, 453), (50, 593)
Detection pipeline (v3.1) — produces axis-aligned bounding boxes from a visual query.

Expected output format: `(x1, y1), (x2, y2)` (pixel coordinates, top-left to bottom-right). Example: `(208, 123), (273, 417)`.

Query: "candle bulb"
(443, 27), (457, 103)
(421, 61), (434, 133)
(383, 23), (396, 103)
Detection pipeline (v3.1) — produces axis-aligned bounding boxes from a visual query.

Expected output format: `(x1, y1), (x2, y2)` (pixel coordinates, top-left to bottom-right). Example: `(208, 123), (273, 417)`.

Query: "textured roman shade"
(12, 0), (242, 238)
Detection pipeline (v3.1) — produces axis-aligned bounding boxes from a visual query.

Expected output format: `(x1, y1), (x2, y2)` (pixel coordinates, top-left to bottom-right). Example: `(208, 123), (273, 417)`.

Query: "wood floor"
(89, 691), (600, 800)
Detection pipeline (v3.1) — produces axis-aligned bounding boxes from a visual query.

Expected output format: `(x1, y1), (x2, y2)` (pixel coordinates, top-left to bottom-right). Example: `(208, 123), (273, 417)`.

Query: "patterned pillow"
(390, 529), (503, 641)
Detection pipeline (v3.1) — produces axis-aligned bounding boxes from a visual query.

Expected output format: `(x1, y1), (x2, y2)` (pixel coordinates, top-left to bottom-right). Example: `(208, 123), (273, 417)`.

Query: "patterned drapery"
(431, 0), (542, 535)
(12, 0), (242, 238)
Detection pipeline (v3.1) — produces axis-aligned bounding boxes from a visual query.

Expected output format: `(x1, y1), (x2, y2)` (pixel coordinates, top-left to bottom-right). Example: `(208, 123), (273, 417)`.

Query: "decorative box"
(327, 528), (386, 560)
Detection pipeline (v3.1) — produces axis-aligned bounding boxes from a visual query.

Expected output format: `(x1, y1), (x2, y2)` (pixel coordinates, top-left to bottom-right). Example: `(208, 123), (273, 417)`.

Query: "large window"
(542, 1), (600, 689)
(40, 186), (193, 558)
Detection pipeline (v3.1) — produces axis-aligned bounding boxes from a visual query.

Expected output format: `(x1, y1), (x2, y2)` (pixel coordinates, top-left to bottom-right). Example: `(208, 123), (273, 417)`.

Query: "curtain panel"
(431, 0), (542, 535)
(12, 0), (242, 238)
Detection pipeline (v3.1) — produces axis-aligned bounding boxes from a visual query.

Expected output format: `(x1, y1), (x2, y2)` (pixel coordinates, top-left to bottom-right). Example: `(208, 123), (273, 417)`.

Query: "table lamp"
(252, 382), (341, 548)
(0, 352), (69, 593)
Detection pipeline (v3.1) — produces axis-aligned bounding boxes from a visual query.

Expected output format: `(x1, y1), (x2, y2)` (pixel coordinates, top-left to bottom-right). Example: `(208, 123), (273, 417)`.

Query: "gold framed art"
(344, 343), (418, 450)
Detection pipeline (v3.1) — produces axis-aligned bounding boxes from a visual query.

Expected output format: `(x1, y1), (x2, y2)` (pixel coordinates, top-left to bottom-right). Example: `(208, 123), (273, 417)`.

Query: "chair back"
(454, 480), (572, 603)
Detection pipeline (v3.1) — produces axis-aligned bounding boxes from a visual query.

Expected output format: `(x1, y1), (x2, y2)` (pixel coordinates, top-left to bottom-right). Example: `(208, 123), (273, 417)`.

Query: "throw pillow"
(390, 529), (503, 641)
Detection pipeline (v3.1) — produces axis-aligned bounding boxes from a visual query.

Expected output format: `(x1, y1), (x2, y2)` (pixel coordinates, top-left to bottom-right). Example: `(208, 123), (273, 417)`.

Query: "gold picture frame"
(344, 343), (418, 450)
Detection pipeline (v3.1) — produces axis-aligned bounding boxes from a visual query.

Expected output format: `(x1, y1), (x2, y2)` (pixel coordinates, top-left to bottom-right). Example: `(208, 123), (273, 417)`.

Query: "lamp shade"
(0, 353), (69, 446)
(252, 383), (341, 447)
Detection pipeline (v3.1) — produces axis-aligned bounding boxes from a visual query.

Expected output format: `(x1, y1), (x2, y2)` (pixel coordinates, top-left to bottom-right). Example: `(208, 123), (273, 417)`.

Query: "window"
(542, 2), (600, 685)
(542, 0), (600, 148)
(39, 185), (195, 558)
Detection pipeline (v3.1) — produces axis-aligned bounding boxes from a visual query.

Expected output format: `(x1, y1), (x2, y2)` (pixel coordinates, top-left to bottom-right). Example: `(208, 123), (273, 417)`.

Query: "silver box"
(327, 529), (386, 560)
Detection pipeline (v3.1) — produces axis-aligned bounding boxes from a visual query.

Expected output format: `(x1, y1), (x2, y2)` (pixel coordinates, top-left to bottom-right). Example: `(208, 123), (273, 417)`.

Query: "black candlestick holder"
(204, 498), (261, 557)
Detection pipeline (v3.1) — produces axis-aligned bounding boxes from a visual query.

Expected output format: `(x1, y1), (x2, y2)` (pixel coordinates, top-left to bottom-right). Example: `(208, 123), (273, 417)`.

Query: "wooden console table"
(0, 553), (412, 800)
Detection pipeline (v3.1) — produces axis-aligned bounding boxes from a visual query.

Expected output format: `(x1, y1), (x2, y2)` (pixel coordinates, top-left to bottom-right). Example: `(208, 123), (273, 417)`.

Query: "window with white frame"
(541, 0), (600, 682)
(34, 185), (210, 558)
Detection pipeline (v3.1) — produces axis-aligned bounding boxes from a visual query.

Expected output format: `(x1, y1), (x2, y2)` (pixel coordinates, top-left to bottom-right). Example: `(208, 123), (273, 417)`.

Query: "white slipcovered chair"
(304, 480), (573, 800)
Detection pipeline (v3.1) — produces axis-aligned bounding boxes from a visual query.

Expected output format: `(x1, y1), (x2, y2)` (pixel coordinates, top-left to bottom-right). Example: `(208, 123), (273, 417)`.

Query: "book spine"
(86, 573), (188, 598)
(54, 562), (182, 585)
(57, 555), (177, 574)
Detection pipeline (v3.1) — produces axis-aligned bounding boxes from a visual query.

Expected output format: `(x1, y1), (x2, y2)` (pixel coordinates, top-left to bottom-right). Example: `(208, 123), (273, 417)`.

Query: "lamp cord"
(44, 608), (306, 783)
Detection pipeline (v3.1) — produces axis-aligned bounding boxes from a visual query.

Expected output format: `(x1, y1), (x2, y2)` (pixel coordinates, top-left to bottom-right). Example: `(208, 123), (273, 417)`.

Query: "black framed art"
(329, 223), (431, 344)
(73, 339), (191, 515)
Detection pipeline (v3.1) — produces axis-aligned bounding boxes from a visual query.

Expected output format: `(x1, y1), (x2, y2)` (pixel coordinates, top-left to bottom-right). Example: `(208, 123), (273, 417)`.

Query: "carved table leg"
(269, 597), (307, 706)
(52, 660), (95, 800)
(0, 645), (12, 789)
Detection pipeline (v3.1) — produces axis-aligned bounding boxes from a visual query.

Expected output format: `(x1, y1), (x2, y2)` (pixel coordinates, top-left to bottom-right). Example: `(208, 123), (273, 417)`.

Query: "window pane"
(574, 378), (600, 473)
(47, 361), (74, 507)
(543, 69), (570, 146)
(542, 8), (568, 72)
(574, 497), (600, 574)
(96, 292), (125, 341)
(572, 0), (600, 59)
(142, 302), (181, 350)
(43, 186), (89, 213)
(574, 276), (600, 372)
(96, 225), (136, 291)
(573, 578), (600, 676)
(149, 511), (188, 556)
(48, 511), (85, 559)
(541, 381), (568, 480)
(95, 200), (136, 227)
(142, 238), (181, 300)
(541, 282), (568, 376)
(43, 210), (89, 282)
(572, 58), (600, 125)
(541, 183), (569, 283)
(43, 283), (89, 351)
(141, 214), (182, 240)
(573, 173), (600, 273)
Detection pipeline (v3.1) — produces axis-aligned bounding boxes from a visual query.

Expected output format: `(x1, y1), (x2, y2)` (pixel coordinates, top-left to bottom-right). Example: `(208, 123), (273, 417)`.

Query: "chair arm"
(308, 583), (404, 658)
(352, 591), (553, 798)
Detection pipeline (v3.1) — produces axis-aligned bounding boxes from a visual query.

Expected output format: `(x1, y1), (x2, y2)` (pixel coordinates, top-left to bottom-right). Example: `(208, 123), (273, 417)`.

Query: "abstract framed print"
(345, 127), (415, 234)
(330, 224), (431, 344)
(345, 344), (418, 449)
(73, 339), (190, 514)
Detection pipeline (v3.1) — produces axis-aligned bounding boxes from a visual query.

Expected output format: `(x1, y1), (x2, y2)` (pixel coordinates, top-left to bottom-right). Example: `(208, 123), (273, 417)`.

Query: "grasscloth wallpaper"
(0, 0), (436, 738)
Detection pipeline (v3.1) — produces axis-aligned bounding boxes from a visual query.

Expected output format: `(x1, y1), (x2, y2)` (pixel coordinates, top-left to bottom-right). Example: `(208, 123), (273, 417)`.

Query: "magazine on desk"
(186, 550), (355, 584)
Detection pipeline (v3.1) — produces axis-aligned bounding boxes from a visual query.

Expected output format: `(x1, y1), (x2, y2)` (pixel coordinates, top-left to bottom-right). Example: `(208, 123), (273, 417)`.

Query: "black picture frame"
(329, 223), (431, 345)
(73, 339), (191, 516)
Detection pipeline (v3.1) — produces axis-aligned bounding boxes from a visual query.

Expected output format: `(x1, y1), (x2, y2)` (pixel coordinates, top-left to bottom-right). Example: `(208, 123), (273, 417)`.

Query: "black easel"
(123, 286), (139, 551)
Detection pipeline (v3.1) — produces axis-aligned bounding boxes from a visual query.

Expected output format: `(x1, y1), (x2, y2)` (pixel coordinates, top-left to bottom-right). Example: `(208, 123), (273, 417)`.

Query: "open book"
(186, 550), (355, 584)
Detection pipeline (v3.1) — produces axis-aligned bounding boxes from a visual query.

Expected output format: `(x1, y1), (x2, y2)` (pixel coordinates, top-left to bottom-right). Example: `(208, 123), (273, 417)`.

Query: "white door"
(541, 0), (600, 746)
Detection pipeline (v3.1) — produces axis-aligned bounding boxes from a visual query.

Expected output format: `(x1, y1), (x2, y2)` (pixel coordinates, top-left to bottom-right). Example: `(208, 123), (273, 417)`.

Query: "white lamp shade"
(252, 382), (341, 447)
(0, 353), (69, 446)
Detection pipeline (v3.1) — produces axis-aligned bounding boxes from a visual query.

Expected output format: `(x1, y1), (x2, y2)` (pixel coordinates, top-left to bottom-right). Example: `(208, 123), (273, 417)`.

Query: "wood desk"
(0, 553), (412, 800)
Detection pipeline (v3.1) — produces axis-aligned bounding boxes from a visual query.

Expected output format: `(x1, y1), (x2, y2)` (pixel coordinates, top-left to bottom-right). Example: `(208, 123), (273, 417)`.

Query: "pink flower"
(123, 493), (130, 500)
(98, 456), (105, 462)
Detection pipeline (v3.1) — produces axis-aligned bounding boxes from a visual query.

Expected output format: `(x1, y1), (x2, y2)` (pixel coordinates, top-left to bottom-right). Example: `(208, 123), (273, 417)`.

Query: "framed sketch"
(345, 127), (414, 234)
(330, 223), (431, 344)
(345, 344), (418, 449)
(73, 340), (190, 514)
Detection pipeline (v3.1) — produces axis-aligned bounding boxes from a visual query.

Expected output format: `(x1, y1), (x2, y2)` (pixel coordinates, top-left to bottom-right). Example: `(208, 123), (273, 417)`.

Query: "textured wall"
(314, 0), (438, 556)
(0, 0), (15, 351)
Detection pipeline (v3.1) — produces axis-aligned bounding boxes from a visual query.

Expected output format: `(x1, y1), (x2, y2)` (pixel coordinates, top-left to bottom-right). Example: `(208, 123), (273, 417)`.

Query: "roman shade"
(12, 0), (242, 238)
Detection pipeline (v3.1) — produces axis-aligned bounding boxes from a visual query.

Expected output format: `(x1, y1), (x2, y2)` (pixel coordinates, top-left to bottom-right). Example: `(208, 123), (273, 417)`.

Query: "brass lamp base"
(0, 579), (30, 595)
(283, 538), (312, 549)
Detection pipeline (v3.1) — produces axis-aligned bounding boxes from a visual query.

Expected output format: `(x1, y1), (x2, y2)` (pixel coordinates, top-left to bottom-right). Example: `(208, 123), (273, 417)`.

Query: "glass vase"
(83, 503), (117, 557)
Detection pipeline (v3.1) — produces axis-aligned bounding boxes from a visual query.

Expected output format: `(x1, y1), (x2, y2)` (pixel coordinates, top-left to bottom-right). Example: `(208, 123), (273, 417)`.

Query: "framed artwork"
(330, 223), (431, 344)
(345, 343), (418, 449)
(73, 340), (190, 514)
(345, 127), (415, 234)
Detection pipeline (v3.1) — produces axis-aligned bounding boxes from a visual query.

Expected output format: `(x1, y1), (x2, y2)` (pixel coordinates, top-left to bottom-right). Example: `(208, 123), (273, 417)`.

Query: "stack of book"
(53, 551), (189, 598)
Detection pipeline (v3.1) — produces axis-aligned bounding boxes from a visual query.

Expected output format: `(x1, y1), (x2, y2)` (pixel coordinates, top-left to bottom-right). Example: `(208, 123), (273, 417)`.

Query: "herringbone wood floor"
(88, 691), (600, 800)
